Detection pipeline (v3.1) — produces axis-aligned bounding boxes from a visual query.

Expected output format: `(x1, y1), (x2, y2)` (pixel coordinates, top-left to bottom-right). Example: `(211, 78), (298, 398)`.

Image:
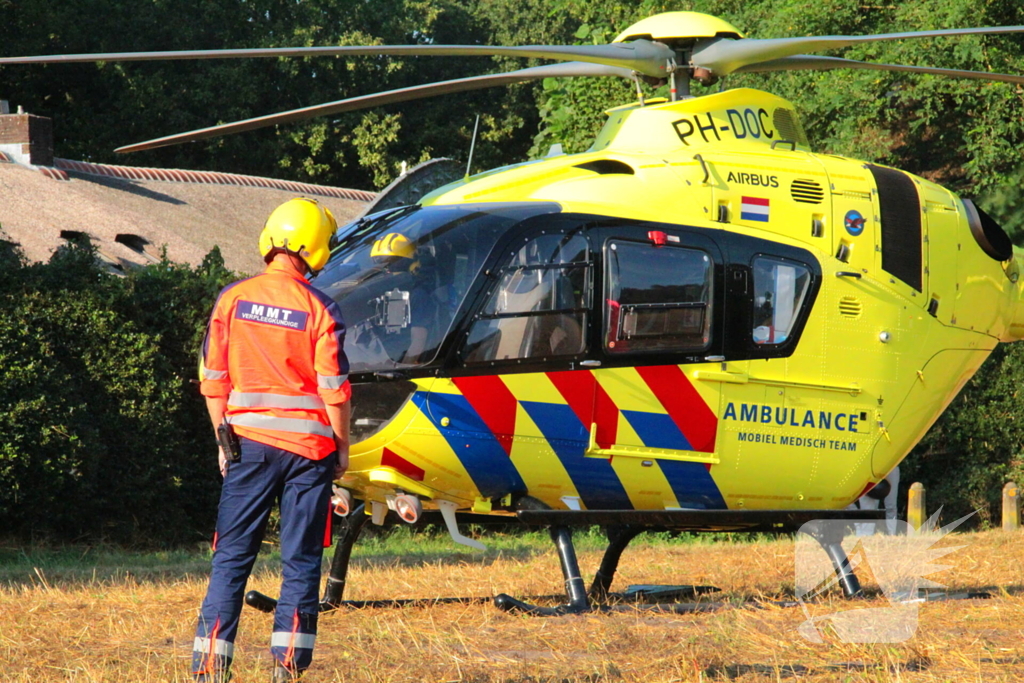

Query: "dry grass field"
(2, 528), (1024, 682)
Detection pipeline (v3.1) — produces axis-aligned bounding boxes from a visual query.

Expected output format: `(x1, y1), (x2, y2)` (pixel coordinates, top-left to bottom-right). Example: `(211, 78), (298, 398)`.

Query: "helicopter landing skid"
(492, 525), (724, 615)
(244, 506), (884, 616)
(493, 508), (886, 615)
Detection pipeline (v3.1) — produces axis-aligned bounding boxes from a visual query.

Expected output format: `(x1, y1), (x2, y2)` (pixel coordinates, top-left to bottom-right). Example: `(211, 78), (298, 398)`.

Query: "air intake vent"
(839, 296), (863, 318)
(773, 108), (809, 146)
(868, 164), (922, 292)
(791, 179), (824, 204)
(574, 159), (634, 175)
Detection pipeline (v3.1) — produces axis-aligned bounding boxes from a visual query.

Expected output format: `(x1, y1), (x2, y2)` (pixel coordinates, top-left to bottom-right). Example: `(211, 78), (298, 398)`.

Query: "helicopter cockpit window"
(462, 232), (590, 363)
(751, 257), (811, 345)
(314, 203), (557, 373)
(605, 240), (712, 354)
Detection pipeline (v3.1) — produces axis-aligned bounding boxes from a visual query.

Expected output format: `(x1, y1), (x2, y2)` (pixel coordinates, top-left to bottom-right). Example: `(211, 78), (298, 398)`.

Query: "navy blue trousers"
(193, 437), (335, 678)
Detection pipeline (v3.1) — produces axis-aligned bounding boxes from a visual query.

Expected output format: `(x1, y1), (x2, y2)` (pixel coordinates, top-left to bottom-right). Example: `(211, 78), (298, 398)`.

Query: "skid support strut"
(494, 525), (590, 615)
(553, 526), (590, 612)
(321, 503), (370, 609)
(589, 525), (644, 602)
(820, 540), (863, 598)
(494, 523), (715, 615)
(804, 520), (862, 598)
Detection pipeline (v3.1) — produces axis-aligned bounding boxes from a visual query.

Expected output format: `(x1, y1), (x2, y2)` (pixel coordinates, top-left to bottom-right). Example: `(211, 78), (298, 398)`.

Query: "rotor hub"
(614, 12), (744, 45)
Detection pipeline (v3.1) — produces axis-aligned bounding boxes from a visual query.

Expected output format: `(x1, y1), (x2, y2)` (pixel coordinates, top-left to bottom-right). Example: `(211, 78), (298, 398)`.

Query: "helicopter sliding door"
(578, 226), (728, 510)
(710, 251), (843, 510)
(435, 219), (729, 511)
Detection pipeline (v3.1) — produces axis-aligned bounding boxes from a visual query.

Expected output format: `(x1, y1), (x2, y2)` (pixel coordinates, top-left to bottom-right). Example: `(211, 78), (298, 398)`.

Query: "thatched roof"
(0, 160), (373, 274)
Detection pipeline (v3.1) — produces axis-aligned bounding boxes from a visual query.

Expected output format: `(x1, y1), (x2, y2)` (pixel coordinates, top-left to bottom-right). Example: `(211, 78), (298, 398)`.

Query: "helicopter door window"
(751, 257), (811, 345)
(605, 240), (712, 354)
(462, 232), (590, 363)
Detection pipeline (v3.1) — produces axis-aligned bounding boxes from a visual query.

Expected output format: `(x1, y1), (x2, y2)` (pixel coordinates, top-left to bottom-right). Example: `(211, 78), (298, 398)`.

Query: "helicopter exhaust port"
(963, 199), (1013, 262)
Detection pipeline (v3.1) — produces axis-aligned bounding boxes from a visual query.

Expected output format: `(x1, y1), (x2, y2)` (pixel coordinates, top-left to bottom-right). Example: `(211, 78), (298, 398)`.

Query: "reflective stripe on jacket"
(200, 260), (350, 459)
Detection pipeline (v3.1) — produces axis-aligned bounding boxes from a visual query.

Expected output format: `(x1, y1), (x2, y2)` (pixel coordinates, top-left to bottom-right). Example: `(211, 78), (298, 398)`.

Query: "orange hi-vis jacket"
(200, 260), (351, 460)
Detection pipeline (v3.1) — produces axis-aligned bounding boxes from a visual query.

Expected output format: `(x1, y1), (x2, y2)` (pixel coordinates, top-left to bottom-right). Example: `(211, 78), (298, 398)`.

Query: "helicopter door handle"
(694, 154), (710, 185)
(836, 271), (862, 279)
(580, 360), (602, 367)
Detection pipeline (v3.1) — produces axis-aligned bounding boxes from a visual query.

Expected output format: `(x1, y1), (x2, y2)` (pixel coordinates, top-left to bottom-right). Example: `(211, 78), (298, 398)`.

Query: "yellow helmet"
(259, 198), (337, 272)
(371, 232), (416, 261)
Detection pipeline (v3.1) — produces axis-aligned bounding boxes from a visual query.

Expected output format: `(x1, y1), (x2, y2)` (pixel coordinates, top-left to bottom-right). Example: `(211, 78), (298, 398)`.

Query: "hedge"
(0, 235), (235, 545)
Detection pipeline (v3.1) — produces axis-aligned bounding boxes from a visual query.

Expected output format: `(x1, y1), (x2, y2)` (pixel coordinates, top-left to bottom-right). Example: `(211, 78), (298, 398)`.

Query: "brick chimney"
(0, 106), (54, 166)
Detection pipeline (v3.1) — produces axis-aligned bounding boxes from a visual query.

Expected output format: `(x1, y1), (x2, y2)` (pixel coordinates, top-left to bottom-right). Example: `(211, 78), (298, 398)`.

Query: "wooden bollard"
(908, 482), (926, 531)
(1003, 482), (1020, 531)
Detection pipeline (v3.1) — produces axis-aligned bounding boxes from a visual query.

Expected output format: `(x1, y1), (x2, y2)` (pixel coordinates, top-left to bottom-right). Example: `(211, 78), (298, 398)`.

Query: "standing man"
(193, 197), (351, 682)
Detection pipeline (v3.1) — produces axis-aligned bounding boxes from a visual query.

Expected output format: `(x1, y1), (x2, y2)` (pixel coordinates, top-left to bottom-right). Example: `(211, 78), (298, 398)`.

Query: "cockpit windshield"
(314, 202), (559, 374)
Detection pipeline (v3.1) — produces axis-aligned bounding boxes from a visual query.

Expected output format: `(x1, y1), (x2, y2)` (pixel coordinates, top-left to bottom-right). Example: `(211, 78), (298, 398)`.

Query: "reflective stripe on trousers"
(270, 607), (319, 671)
(194, 636), (235, 658)
(192, 617), (233, 677)
(270, 632), (316, 650)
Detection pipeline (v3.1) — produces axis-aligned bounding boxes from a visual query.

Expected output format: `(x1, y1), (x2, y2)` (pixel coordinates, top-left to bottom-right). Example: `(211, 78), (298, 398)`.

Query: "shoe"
(194, 672), (231, 683)
(271, 664), (301, 682)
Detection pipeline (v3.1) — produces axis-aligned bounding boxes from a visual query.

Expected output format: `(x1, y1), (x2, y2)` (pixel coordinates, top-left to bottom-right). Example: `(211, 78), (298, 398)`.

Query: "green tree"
(522, 0), (1024, 209)
(0, 0), (544, 189)
(4, 0), (1024, 193)
(902, 344), (1024, 527)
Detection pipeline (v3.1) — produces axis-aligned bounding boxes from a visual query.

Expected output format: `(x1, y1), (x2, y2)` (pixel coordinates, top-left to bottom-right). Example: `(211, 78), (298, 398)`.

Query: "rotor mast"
(613, 13), (741, 103)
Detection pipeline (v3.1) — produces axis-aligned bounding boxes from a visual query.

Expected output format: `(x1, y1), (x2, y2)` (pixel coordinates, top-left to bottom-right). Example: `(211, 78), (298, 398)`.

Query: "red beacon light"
(648, 230), (667, 246)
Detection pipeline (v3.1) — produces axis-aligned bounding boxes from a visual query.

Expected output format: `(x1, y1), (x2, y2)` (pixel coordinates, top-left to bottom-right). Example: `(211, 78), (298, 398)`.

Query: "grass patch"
(0, 544), (217, 587)
(0, 530), (1018, 681)
(0, 525), (781, 589)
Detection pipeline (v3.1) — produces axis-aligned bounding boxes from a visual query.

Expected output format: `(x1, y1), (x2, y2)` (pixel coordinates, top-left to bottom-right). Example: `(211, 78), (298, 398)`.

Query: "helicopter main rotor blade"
(693, 25), (1024, 76)
(0, 40), (675, 78)
(734, 54), (1024, 85)
(115, 62), (633, 154)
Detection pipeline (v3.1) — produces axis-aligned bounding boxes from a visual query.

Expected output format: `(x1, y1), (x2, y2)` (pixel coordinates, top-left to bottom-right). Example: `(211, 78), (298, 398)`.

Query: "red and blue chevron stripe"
(412, 367), (725, 510)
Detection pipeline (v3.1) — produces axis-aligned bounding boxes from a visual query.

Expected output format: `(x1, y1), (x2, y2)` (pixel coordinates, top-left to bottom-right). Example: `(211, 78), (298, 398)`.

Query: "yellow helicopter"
(7, 11), (1024, 614)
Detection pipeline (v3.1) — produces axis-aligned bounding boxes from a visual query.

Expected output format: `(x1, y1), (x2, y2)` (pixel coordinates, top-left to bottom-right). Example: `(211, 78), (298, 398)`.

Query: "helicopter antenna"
(465, 113), (480, 180)
(672, 70), (692, 99)
(631, 74), (646, 106)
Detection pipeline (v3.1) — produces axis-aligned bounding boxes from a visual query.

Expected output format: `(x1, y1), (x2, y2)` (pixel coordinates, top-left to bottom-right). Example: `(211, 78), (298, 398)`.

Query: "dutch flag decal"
(740, 196), (770, 223)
